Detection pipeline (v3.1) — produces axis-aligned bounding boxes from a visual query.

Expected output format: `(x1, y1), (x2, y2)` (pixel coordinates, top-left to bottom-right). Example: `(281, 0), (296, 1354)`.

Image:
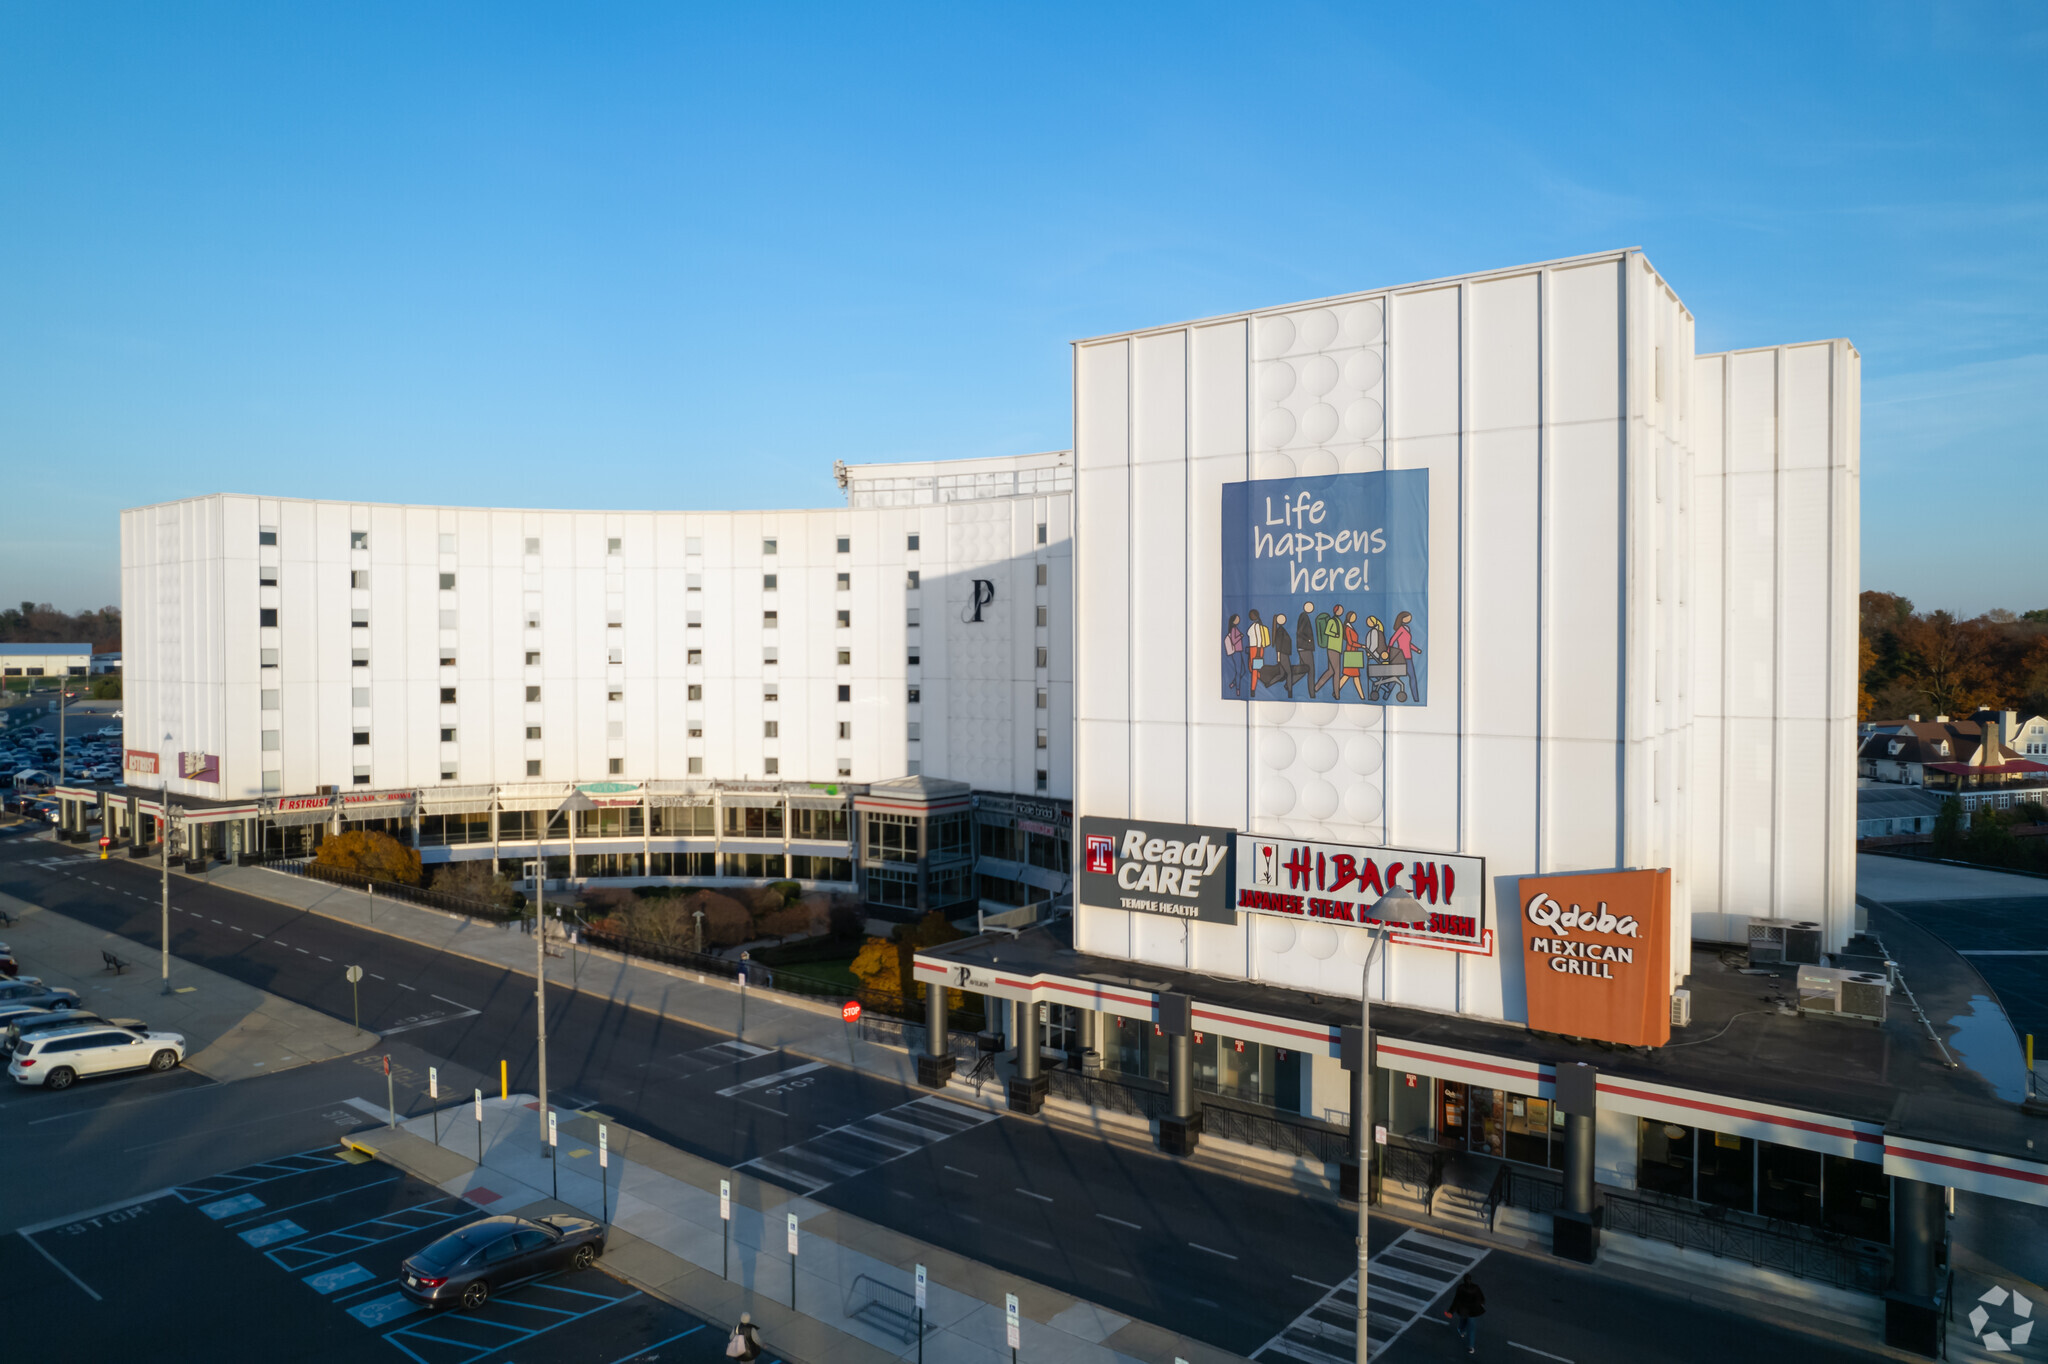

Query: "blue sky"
(3, 2), (2042, 615)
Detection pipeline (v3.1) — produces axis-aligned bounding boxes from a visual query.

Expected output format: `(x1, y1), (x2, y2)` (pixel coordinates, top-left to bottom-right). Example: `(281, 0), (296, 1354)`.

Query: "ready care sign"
(1519, 869), (1673, 1048)
(1235, 834), (1487, 952)
(1078, 817), (1236, 925)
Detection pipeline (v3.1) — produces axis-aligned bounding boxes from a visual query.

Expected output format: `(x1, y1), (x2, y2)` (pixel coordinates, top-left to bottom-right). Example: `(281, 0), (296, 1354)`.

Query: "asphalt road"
(0, 1147), (746, 1364)
(0, 838), (1892, 1362)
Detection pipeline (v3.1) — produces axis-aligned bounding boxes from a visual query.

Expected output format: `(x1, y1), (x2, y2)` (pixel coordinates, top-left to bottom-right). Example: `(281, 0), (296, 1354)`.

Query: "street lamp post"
(160, 732), (175, 995)
(1354, 891), (1421, 1364)
(535, 789), (596, 1156)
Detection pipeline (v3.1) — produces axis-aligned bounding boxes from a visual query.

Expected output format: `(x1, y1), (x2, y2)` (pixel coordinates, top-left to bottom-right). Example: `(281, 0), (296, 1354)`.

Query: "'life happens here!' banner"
(1220, 469), (1428, 706)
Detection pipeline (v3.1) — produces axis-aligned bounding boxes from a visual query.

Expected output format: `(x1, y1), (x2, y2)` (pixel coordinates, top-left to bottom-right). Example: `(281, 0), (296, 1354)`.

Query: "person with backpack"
(1314, 603), (1346, 698)
(727, 1312), (763, 1360)
(1445, 1274), (1485, 1353)
(1246, 610), (1269, 694)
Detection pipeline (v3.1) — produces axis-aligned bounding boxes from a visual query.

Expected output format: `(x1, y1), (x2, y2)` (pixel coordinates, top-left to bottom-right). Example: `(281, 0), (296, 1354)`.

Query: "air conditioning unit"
(1670, 988), (1692, 1029)
(1784, 922), (1825, 966)
(1747, 922), (1787, 965)
(1795, 965), (1890, 1023)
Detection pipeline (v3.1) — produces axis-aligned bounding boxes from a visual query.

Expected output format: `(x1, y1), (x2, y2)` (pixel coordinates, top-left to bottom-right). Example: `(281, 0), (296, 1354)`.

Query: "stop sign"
(841, 1000), (862, 1023)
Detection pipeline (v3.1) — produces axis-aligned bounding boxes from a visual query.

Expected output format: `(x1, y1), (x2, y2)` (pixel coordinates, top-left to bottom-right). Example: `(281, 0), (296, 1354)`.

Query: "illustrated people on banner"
(1268, 613), (1298, 698)
(1342, 610), (1367, 700)
(1391, 610), (1422, 700)
(1223, 614), (1246, 697)
(1297, 601), (1321, 698)
(1245, 609), (1268, 695)
(1315, 603), (1346, 698)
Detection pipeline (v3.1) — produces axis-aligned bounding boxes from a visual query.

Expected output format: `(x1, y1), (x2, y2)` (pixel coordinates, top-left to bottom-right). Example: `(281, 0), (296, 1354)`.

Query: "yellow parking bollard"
(500, 1058), (508, 1100)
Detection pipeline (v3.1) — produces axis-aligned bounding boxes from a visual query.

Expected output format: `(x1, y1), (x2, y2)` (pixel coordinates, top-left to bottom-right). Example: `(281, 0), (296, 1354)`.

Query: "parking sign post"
(720, 1179), (731, 1279)
(1006, 1292), (1020, 1364)
(548, 1110), (559, 1200)
(598, 1123), (609, 1225)
(915, 1263), (927, 1364)
(429, 1066), (439, 1145)
(787, 1212), (799, 1310)
(384, 1053), (395, 1129)
(344, 965), (363, 1031)
(475, 1087), (484, 1167)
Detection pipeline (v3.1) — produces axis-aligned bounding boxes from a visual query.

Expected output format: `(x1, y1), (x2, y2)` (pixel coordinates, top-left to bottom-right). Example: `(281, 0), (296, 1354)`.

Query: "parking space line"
(225, 1174), (399, 1228)
(18, 1230), (101, 1302)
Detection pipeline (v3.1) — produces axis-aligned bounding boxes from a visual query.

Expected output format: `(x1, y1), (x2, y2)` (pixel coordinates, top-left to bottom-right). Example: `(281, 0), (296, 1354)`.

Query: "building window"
(353, 731), (370, 746)
(907, 722), (922, 741)
(351, 531), (369, 549)
(688, 684), (703, 701)
(764, 721), (779, 738)
(763, 647), (778, 664)
(440, 728), (456, 742)
(262, 648), (279, 666)
(1036, 770), (1049, 792)
(608, 688), (623, 702)
(1035, 647), (1048, 668)
(906, 533), (919, 551)
(1036, 523), (1047, 544)
(259, 608), (278, 627)
(352, 687), (371, 707)
(838, 761), (852, 777)
(837, 610), (850, 628)
(263, 771), (282, 792)
(763, 684), (779, 702)
(763, 538), (777, 555)
(838, 721), (851, 740)
(1036, 731), (1048, 749)
(439, 652), (456, 666)
(608, 758), (624, 775)
(686, 648), (703, 665)
(261, 690), (278, 710)
(439, 533), (455, 552)
(440, 688), (457, 703)
(261, 730), (280, 751)
(1036, 606), (1048, 627)
(524, 652), (540, 665)
(351, 570), (369, 589)
(527, 759), (542, 777)
(907, 688), (920, 703)
(763, 574), (777, 590)
(764, 757), (780, 775)
(908, 653), (920, 667)
(353, 773), (371, 785)
(352, 650), (368, 667)
(837, 536), (850, 553)
(1036, 688), (1047, 709)
(837, 649), (851, 665)
(837, 573), (850, 591)
(259, 530), (277, 546)
(351, 608), (370, 625)
(607, 537), (622, 553)
(906, 570), (919, 589)
(526, 686), (541, 702)
(688, 757), (703, 774)
(441, 770), (458, 782)
(763, 611), (778, 627)
(439, 572), (455, 589)
(1036, 563), (1047, 586)
(526, 726), (542, 740)
(837, 685), (851, 702)
(259, 567), (278, 586)
(906, 609), (920, 627)
(689, 725), (703, 738)
(525, 537), (540, 553)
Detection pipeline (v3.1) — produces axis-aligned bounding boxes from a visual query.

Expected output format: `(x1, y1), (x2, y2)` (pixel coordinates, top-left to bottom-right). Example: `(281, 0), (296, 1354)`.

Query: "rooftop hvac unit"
(1670, 988), (1692, 1029)
(1795, 965), (1891, 1024)
(1784, 923), (1825, 966)
(1747, 922), (1786, 966)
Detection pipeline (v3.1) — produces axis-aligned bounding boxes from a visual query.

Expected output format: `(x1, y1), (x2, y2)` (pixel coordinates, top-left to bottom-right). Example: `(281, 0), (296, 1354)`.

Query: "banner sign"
(176, 751), (221, 783)
(124, 750), (159, 776)
(1078, 817), (1236, 924)
(1519, 869), (1673, 1047)
(1220, 469), (1428, 705)
(576, 781), (644, 808)
(1235, 834), (1488, 953)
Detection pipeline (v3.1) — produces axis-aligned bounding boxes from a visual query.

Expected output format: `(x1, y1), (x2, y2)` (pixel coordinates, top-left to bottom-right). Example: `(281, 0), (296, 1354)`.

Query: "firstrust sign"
(1519, 869), (1673, 1048)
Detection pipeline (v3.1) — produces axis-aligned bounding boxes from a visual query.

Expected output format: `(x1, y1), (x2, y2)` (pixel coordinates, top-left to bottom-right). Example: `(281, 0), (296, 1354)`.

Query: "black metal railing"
(1376, 1136), (1446, 1213)
(1483, 1162), (1511, 1231)
(1596, 1185), (1892, 1293)
(1045, 1067), (1166, 1119)
(1498, 1165), (1564, 1219)
(1201, 1104), (1351, 1164)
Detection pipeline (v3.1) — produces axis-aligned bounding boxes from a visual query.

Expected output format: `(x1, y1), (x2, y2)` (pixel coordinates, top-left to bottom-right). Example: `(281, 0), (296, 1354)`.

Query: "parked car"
(4, 1012), (142, 1050)
(0, 978), (81, 1011)
(397, 1214), (606, 1310)
(8, 1022), (187, 1090)
(0, 943), (16, 976)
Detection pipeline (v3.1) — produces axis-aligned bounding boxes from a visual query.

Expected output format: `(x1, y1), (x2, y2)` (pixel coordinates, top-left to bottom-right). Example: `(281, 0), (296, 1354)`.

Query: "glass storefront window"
(1467, 1088), (1504, 1157)
(1696, 1129), (1756, 1211)
(1822, 1154), (1891, 1241)
(1638, 1120), (1696, 1199)
(1503, 1094), (1551, 1168)
(1109, 1016), (1165, 1085)
(1758, 1144), (1824, 1227)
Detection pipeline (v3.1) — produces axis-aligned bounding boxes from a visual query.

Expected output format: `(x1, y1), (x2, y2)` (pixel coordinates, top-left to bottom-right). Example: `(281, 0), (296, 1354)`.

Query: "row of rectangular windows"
(283, 567), (1051, 593)
(259, 529), (1046, 554)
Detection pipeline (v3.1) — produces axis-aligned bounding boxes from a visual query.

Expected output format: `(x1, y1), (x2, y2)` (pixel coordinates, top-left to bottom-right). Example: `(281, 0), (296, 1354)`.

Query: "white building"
(0, 643), (91, 681)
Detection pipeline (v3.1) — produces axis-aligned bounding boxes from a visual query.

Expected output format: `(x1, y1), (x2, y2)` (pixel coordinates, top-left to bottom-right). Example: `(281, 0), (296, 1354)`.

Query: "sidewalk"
(356, 1093), (1245, 1364)
(0, 888), (377, 1080)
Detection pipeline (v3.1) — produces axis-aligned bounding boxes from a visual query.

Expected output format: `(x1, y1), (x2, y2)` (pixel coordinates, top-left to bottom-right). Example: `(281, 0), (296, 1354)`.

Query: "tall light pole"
(536, 789), (596, 1156)
(1355, 891), (1421, 1364)
(160, 732), (175, 995)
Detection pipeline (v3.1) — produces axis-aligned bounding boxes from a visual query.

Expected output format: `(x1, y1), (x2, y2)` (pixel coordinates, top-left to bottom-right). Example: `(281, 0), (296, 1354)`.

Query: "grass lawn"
(771, 954), (863, 993)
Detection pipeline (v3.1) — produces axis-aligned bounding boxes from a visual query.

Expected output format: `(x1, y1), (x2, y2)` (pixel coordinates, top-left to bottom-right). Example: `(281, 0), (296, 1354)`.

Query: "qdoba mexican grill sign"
(1519, 869), (1672, 1048)
(1234, 834), (1488, 953)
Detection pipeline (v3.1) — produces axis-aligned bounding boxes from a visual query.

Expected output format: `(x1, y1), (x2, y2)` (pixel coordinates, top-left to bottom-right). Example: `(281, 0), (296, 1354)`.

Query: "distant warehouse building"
(0, 643), (90, 680)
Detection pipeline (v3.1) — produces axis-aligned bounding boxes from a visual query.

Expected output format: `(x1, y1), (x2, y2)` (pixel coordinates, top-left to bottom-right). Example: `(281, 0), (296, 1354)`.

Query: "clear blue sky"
(3, 2), (2042, 616)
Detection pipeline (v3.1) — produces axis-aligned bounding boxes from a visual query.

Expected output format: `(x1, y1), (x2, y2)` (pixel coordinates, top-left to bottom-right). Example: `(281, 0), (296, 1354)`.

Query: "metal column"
(1339, 1025), (1368, 1201)
(1156, 992), (1200, 1155)
(1884, 1178), (1947, 1356)
(916, 971), (955, 1089)
(1552, 1062), (1600, 1262)
(1005, 996), (1046, 1114)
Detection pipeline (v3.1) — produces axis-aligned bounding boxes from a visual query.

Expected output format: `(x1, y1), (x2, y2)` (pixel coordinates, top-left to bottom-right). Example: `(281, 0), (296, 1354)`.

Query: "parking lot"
(2, 1146), (767, 1364)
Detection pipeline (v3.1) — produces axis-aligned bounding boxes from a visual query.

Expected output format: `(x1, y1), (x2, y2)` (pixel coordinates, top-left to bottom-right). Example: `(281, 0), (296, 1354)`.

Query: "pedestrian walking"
(726, 1311), (763, 1360)
(1445, 1274), (1485, 1353)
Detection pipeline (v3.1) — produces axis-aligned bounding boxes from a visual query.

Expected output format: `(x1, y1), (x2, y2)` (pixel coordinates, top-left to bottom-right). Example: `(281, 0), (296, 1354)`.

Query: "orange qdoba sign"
(1519, 869), (1672, 1047)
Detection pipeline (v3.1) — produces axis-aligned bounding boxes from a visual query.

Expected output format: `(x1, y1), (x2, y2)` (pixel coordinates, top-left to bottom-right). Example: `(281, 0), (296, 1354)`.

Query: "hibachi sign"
(1234, 834), (1488, 953)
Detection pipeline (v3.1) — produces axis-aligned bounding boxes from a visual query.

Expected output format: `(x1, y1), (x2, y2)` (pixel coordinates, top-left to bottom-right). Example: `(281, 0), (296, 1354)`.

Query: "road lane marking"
(943, 1165), (979, 1178)
(295, 948), (309, 954)
(17, 1231), (100, 1301)
(715, 1061), (824, 1097)
(1292, 1273), (1336, 1290)
(1016, 1188), (1054, 1203)
(1097, 1214), (1143, 1230)
(397, 983), (415, 990)
(733, 1098), (787, 1117)
(319, 955), (332, 961)
(1188, 1242), (1238, 1259)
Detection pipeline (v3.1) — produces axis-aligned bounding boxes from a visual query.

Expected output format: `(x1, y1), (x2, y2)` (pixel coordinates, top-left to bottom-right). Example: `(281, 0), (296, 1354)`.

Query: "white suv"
(9, 1023), (187, 1090)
